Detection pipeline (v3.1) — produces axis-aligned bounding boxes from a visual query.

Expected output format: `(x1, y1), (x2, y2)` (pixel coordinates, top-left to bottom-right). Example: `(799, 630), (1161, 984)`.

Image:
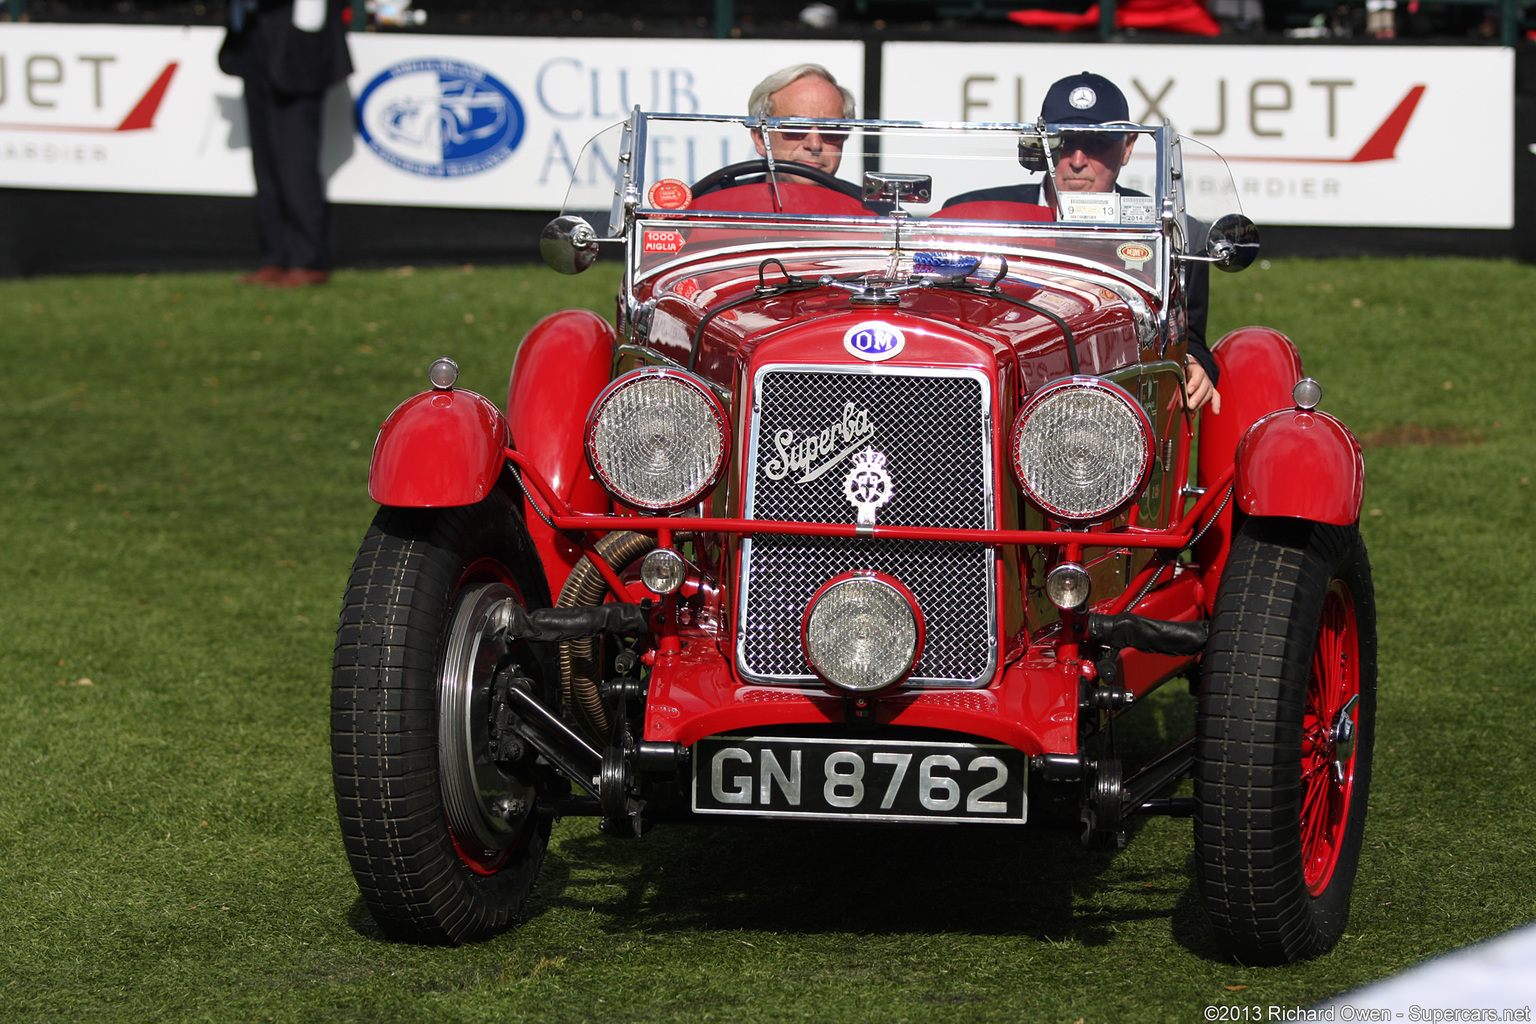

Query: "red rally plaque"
(647, 179), (693, 210)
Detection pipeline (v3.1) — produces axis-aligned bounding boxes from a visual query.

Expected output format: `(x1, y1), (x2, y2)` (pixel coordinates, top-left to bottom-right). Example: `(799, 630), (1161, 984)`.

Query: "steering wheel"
(691, 160), (864, 201)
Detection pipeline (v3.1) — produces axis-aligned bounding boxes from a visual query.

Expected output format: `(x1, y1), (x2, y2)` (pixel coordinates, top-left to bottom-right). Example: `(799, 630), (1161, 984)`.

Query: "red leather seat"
(686, 182), (871, 217)
(936, 201), (1056, 223)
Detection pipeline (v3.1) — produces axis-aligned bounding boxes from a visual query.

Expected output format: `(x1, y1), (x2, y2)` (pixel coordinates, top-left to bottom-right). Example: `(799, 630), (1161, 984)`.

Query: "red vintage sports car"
(331, 110), (1374, 965)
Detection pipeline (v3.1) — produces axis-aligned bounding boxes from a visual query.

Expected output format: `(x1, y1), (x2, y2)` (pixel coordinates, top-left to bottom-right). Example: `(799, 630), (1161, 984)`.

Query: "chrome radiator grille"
(737, 366), (996, 686)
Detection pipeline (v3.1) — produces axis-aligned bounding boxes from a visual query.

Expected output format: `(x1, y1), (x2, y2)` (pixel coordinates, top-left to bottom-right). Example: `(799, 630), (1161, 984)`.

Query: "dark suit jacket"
(940, 181), (1216, 385)
(219, 0), (352, 96)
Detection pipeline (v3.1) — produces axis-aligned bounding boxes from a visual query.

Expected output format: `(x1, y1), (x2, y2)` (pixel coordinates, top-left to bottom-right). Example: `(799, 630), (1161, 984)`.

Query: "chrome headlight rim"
(1009, 375), (1155, 523)
(584, 367), (730, 514)
(800, 571), (926, 694)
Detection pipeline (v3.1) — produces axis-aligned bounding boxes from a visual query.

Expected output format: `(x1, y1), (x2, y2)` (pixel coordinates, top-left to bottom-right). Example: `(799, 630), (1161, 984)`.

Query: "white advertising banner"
(0, 26), (1513, 228)
(883, 42), (1513, 229)
(0, 24), (864, 208)
(0, 25), (253, 194)
(330, 36), (863, 208)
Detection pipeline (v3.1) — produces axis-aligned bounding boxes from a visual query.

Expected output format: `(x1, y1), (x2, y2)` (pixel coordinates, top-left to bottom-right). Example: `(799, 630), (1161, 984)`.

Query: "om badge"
(843, 449), (894, 529)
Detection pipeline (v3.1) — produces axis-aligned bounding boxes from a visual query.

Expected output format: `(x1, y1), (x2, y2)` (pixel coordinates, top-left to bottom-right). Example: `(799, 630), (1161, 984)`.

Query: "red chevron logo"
(0, 63), (178, 133)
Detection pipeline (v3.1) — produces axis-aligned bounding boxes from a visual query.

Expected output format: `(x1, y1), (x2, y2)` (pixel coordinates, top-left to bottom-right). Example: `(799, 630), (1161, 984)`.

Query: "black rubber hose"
(1087, 612), (1209, 656)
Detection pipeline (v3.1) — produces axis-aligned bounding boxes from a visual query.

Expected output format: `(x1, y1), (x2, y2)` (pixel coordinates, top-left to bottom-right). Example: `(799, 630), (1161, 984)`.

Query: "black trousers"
(243, 71), (328, 270)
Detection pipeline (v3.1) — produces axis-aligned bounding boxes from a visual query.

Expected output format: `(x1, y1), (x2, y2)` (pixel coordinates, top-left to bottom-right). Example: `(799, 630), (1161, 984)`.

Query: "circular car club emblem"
(843, 321), (906, 362)
(1069, 86), (1097, 110)
(647, 178), (693, 210)
(843, 449), (894, 526)
(357, 58), (525, 177)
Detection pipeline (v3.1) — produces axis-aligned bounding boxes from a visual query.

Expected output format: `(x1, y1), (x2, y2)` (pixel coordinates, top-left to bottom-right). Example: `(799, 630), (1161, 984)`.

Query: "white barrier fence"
(0, 24), (1515, 228)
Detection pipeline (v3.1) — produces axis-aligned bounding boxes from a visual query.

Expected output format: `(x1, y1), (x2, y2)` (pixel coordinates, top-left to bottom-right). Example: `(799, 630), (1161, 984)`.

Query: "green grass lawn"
(2, 257), (1533, 1023)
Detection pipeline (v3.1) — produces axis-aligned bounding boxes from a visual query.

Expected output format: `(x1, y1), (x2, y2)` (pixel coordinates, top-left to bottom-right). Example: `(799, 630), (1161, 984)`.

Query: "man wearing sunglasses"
(944, 72), (1219, 412)
(747, 64), (857, 175)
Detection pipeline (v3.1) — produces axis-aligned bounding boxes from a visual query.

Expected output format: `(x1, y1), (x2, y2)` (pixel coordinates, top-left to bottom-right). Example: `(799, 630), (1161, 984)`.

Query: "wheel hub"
(438, 582), (538, 856)
(1329, 694), (1360, 784)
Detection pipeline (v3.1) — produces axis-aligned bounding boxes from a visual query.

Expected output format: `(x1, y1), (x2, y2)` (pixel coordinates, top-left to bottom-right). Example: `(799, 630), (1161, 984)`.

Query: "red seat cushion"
(687, 182), (871, 217)
(937, 201), (1056, 223)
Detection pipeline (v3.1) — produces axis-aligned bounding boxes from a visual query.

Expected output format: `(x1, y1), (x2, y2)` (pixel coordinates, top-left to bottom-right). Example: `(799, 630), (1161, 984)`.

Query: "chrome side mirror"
(1204, 214), (1260, 273)
(540, 215), (600, 275)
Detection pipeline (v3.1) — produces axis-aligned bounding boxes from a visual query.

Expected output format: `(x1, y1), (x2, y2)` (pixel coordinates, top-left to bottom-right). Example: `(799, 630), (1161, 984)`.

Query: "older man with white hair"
(747, 64), (856, 175)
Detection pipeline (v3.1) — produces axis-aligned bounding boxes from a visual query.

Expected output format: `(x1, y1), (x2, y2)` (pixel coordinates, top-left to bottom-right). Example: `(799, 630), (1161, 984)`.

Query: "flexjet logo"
(1179, 85), (1427, 165)
(762, 401), (875, 484)
(357, 58), (525, 177)
(0, 63), (177, 133)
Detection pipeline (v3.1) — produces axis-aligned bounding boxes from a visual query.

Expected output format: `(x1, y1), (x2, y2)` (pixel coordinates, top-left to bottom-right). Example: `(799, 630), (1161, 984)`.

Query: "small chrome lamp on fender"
(428, 357), (459, 390)
(1293, 377), (1322, 410)
(802, 572), (925, 693)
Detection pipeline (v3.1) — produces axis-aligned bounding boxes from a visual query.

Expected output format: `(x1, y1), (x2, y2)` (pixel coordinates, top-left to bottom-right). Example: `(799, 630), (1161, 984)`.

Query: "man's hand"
(1185, 357), (1221, 414)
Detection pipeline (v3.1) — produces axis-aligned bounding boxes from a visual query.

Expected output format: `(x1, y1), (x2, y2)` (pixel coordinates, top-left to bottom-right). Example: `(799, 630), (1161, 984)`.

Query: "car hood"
(640, 253), (1145, 397)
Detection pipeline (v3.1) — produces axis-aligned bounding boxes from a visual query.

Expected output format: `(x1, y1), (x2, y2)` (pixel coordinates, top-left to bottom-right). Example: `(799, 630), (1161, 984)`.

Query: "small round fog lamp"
(1293, 377), (1322, 410)
(1046, 563), (1092, 611)
(428, 357), (460, 390)
(803, 574), (923, 693)
(640, 548), (687, 595)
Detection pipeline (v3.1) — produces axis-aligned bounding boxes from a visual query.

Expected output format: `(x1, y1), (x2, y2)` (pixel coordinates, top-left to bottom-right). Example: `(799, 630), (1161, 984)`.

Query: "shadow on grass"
(528, 683), (1217, 950)
(545, 821), (1151, 944)
(338, 682), (1232, 957)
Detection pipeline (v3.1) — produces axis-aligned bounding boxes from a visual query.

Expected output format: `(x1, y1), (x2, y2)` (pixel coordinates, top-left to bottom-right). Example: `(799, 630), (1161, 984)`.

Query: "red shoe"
(239, 265), (286, 286)
(264, 268), (331, 289)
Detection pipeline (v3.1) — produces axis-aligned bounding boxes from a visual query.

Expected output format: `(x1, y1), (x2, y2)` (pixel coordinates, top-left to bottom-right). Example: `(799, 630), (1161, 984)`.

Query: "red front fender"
(507, 308), (616, 596)
(1195, 326), (1305, 582)
(1236, 409), (1364, 526)
(368, 389), (509, 507)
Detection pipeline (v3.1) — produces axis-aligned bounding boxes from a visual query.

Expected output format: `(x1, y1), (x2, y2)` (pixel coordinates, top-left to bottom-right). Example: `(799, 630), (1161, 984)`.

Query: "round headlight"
(585, 369), (729, 512)
(1046, 562), (1092, 611)
(1010, 377), (1154, 522)
(640, 548), (687, 595)
(802, 573), (924, 693)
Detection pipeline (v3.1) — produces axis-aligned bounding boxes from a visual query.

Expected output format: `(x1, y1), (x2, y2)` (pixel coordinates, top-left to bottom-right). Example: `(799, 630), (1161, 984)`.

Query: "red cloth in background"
(1008, 0), (1221, 35)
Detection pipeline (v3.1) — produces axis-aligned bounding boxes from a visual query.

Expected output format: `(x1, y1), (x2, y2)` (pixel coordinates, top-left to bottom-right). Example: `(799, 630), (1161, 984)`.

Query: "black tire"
(331, 482), (558, 945)
(1194, 517), (1377, 965)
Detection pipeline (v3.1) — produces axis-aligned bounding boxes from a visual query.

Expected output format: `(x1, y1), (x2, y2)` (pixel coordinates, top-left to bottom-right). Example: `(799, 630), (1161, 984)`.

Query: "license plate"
(691, 735), (1028, 824)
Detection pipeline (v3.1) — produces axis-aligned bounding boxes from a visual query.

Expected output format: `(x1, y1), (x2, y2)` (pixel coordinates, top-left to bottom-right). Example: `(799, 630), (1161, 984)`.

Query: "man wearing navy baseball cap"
(1039, 72), (1141, 199)
(945, 72), (1220, 411)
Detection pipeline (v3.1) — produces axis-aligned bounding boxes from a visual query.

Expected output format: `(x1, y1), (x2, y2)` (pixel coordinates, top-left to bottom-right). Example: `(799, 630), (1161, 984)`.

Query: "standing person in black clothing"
(220, 0), (352, 288)
(944, 72), (1220, 412)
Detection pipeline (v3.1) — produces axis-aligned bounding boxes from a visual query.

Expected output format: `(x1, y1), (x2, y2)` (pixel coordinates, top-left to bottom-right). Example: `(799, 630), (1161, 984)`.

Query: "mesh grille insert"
(738, 367), (996, 686)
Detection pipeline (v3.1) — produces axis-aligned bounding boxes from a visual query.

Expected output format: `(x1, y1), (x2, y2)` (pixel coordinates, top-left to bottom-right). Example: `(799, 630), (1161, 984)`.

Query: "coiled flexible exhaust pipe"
(556, 530), (656, 743)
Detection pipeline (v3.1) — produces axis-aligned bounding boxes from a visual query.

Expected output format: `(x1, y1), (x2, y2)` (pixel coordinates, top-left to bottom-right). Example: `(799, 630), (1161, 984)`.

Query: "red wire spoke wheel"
(1300, 579), (1362, 897)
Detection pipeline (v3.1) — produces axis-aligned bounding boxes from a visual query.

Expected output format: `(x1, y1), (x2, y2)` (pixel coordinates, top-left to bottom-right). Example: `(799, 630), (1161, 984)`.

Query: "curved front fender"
(507, 308), (614, 513)
(1195, 326), (1306, 583)
(508, 308), (616, 597)
(1235, 409), (1364, 526)
(368, 389), (509, 508)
